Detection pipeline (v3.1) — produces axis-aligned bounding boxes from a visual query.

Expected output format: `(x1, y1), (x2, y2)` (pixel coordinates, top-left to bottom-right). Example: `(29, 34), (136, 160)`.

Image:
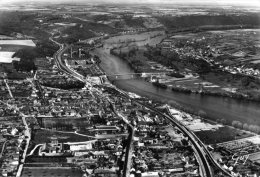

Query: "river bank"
(91, 47), (260, 127)
(170, 85), (259, 102)
(109, 50), (260, 103)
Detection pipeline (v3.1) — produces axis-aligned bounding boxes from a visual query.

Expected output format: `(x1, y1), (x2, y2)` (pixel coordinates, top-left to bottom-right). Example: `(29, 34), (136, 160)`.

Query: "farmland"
(0, 51), (20, 63)
(0, 40), (35, 46)
(0, 40), (36, 66)
(0, 35), (13, 39)
(39, 117), (91, 132)
(32, 129), (93, 144)
(195, 126), (254, 145)
(205, 29), (260, 66)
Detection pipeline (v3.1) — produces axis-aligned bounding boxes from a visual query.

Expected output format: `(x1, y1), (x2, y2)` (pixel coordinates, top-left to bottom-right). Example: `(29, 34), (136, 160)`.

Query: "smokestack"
(79, 48), (82, 58)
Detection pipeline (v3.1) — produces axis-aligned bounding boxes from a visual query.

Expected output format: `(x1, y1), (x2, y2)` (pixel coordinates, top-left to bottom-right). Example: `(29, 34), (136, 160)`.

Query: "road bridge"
(106, 72), (168, 76)
(106, 72), (169, 80)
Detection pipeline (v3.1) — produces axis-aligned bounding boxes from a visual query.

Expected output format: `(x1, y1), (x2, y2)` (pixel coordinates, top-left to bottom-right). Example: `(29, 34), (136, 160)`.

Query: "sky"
(0, 0), (260, 6)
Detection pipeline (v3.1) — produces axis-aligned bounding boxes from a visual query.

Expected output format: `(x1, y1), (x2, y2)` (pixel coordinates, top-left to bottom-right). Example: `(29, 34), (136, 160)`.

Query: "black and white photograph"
(0, 0), (260, 176)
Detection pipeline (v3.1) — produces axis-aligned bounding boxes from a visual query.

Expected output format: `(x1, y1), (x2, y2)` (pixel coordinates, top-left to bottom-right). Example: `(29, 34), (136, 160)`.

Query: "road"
(132, 100), (213, 177)
(27, 144), (43, 156)
(0, 100), (31, 177)
(34, 79), (48, 105)
(52, 39), (136, 176)
(51, 40), (86, 82)
(115, 112), (134, 177)
(4, 79), (13, 98)
(132, 99), (232, 177)
(51, 38), (231, 177)
(16, 115), (31, 177)
(165, 106), (233, 177)
(0, 140), (8, 158)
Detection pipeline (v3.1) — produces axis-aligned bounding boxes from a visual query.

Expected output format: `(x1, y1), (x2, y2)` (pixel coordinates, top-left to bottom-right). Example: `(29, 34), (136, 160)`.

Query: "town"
(0, 1), (260, 177)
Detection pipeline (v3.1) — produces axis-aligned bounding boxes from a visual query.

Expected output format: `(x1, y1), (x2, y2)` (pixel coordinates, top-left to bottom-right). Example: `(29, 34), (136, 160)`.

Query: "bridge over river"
(106, 72), (168, 80)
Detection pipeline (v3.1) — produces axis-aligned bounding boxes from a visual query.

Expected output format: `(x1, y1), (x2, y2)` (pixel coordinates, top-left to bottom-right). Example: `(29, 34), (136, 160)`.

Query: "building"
(89, 126), (120, 135)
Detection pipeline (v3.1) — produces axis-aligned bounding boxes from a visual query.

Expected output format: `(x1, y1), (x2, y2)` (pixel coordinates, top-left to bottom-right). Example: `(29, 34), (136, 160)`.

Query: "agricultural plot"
(209, 29), (260, 65)
(195, 126), (254, 145)
(39, 117), (91, 132)
(0, 40), (35, 46)
(0, 51), (20, 63)
(32, 129), (93, 144)
(0, 35), (13, 39)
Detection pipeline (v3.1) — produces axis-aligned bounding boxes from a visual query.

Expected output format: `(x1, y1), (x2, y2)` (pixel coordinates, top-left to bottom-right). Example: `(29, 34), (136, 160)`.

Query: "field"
(185, 118), (223, 132)
(249, 152), (260, 163)
(0, 40), (35, 46)
(210, 29), (260, 65)
(169, 29), (260, 68)
(195, 126), (254, 145)
(0, 44), (33, 52)
(22, 167), (83, 177)
(32, 129), (93, 144)
(166, 76), (225, 92)
(39, 117), (91, 131)
(0, 40), (36, 63)
(170, 33), (197, 39)
(0, 51), (20, 63)
(0, 35), (13, 39)
(207, 29), (260, 66)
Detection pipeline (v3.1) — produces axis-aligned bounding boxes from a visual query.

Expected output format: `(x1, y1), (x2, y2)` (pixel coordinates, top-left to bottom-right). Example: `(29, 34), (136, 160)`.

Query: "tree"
(220, 118), (227, 125)
(237, 121), (243, 129)
(13, 59), (37, 72)
(232, 120), (243, 129)
(248, 125), (260, 133)
(253, 125), (260, 133)
(232, 121), (238, 127)
(243, 123), (249, 131)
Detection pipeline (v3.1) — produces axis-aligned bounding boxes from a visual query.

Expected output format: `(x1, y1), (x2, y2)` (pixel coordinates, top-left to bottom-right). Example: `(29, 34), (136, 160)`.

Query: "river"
(92, 48), (260, 126)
